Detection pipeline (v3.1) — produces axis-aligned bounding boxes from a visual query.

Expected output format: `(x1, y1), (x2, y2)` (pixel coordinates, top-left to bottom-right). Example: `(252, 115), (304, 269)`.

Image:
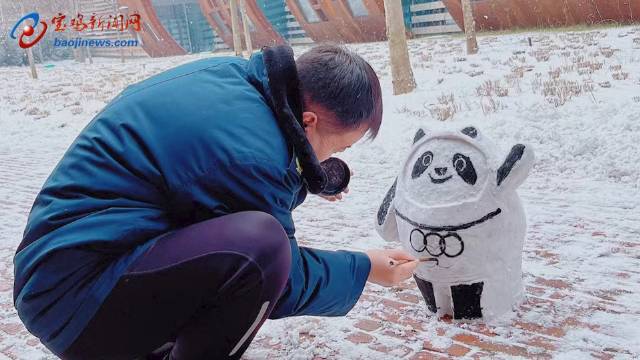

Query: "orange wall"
(286, 0), (386, 43)
(198, 0), (284, 49)
(443, 0), (640, 31)
(119, 0), (186, 57)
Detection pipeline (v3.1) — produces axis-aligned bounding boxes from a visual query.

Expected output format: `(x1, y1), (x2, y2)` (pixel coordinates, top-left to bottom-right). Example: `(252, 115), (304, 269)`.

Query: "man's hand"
(318, 187), (348, 202)
(317, 168), (353, 202)
(366, 249), (418, 287)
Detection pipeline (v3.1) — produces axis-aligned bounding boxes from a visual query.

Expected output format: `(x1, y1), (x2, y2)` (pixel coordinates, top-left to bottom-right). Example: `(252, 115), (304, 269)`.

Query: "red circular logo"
(10, 13), (48, 49)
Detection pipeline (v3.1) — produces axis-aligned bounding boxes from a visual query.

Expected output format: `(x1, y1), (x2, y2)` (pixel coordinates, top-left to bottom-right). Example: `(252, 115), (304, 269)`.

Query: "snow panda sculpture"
(376, 126), (534, 321)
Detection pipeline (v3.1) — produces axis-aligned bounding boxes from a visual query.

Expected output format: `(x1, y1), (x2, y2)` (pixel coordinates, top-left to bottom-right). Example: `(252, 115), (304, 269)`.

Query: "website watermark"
(9, 12), (142, 49)
(53, 37), (139, 48)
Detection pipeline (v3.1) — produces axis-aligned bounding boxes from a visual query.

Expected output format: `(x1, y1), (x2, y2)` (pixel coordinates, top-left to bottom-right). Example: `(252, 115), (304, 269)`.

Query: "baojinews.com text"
(53, 37), (139, 48)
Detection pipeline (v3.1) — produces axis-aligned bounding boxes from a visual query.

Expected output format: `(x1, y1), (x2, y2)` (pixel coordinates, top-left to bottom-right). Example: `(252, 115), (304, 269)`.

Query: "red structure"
(442, 0), (640, 31)
(198, 0), (285, 48)
(285, 0), (386, 43)
(119, 0), (187, 57)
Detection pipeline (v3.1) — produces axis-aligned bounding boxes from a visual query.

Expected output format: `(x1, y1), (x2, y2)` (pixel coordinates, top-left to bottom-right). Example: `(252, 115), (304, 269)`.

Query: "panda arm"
(496, 144), (535, 192)
(375, 178), (400, 242)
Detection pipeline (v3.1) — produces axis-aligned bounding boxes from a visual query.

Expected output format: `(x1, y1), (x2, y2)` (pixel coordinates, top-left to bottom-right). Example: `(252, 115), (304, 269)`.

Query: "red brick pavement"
(244, 271), (637, 359)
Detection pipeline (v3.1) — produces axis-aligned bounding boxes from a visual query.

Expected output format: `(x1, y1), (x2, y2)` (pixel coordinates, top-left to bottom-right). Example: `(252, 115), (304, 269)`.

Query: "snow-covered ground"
(1, 25), (639, 359)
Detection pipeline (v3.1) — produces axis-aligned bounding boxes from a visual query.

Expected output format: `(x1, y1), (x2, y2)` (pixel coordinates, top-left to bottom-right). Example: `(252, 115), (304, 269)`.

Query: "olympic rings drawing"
(409, 229), (464, 258)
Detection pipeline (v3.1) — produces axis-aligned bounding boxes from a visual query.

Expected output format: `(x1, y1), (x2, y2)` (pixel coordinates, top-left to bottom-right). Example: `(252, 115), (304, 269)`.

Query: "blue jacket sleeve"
(271, 245), (371, 318)
(175, 157), (371, 318)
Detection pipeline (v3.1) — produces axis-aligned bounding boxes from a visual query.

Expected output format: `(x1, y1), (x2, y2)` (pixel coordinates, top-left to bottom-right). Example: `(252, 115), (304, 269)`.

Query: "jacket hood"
(247, 46), (327, 194)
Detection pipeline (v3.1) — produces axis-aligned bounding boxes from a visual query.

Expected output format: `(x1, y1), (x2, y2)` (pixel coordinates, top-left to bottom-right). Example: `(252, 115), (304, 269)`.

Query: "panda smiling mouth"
(428, 174), (452, 184)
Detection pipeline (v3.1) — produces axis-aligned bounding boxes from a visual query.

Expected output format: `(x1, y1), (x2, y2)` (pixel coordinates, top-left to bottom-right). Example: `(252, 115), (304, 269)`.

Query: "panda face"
(403, 138), (488, 206)
(412, 151), (478, 185)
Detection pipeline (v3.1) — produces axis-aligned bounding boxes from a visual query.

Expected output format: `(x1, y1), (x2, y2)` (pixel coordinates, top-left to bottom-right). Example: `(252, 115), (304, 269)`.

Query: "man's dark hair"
(296, 45), (383, 139)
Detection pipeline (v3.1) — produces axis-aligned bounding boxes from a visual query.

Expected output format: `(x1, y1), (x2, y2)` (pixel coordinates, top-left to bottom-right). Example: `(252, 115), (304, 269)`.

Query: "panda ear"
(413, 129), (426, 144)
(496, 144), (535, 191)
(461, 126), (478, 138)
(376, 178), (400, 242)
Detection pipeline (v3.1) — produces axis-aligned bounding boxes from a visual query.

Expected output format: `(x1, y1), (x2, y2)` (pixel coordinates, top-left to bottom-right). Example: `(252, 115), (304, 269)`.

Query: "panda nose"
(435, 167), (447, 176)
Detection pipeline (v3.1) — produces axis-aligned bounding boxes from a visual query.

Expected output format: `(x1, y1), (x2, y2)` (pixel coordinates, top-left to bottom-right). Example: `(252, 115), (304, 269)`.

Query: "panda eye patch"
(412, 151), (434, 179)
(422, 153), (433, 166)
(454, 157), (467, 171)
(452, 153), (477, 185)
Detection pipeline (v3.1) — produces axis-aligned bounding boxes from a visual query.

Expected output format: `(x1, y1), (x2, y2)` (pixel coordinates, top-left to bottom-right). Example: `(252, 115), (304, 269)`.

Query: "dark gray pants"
(62, 211), (291, 360)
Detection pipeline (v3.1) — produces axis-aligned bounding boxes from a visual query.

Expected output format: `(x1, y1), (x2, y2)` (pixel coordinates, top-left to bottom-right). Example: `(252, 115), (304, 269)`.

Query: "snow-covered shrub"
(612, 72), (629, 80)
(542, 79), (583, 107)
(529, 50), (551, 62)
(476, 80), (509, 98)
(427, 93), (460, 121)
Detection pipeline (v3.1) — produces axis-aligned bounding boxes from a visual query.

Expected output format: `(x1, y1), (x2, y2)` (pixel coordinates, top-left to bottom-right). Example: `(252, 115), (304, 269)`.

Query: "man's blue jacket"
(13, 48), (371, 354)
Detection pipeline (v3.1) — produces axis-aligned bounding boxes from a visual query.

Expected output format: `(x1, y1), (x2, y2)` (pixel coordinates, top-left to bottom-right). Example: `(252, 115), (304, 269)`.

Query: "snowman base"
(414, 275), (484, 320)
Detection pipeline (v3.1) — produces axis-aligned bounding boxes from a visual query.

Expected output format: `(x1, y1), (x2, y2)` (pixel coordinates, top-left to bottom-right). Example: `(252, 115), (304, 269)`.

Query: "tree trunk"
(86, 47), (93, 64)
(461, 0), (479, 55)
(116, 0), (126, 63)
(229, 0), (243, 57)
(26, 48), (38, 79)
(239, 0), (253, 57)
(69, 0), (85, 62)
(383, 0), (416, 95)
(37, 44), (44, 63)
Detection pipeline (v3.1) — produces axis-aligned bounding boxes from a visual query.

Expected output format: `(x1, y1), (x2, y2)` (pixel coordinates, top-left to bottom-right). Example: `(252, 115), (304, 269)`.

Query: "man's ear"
(302, 111), (318, 130)
(376, 178), (400, 242)
(496, 144), (535, 191)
